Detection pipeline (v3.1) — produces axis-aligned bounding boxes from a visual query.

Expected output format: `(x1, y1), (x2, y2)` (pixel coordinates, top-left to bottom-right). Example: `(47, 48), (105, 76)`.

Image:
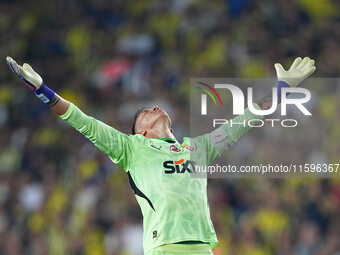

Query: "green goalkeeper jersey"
(60, 103), (262, 253)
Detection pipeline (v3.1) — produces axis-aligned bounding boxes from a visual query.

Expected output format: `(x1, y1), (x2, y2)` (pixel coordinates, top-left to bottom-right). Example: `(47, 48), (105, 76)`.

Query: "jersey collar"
(150, 137), (177, 144)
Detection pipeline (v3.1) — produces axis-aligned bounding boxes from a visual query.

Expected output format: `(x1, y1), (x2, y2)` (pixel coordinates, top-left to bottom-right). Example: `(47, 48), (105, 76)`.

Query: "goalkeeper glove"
(275, 56), (316, 97)
(6, 56), (59, 106)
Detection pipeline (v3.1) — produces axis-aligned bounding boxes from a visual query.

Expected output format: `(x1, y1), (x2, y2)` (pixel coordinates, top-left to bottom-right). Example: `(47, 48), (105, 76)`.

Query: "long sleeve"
(60, 103), (132, 169)
(219, 103), (264, 146)
(193, 103), (264, 165)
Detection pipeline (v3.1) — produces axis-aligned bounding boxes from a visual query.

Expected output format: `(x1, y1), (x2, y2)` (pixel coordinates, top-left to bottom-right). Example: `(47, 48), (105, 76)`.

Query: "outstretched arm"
(255, 94), (275, 111)
(6, 56), (70, 116)
(203, 57), (316, 164)
(6, 56), (131, 169)
(256, 57), (316, 111)
(51, 97), (70, 116)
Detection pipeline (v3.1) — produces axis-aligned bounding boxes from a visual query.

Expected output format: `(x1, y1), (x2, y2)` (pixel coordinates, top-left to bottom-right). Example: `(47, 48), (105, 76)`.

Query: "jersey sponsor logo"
(163, 159), (197, 174)
(169, 145), (181, 152)
(181, 144), (195, 151)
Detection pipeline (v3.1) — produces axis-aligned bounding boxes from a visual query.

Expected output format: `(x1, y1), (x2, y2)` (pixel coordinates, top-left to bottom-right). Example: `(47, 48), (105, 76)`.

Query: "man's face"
(135, 105), (172, 134)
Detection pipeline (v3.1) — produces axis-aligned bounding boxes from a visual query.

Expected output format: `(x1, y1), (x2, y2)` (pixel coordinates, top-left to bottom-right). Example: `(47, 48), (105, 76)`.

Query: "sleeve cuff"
(60, 103), (74, 120)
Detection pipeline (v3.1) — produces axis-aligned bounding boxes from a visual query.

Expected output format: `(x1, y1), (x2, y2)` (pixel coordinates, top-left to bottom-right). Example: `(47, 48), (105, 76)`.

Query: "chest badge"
(169, 145), (181, 152)
(181, 144), (195, 151)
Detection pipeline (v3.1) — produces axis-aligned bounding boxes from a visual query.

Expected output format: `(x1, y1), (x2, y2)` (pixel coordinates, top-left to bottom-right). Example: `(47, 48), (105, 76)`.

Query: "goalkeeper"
(6, 56), (315, 255)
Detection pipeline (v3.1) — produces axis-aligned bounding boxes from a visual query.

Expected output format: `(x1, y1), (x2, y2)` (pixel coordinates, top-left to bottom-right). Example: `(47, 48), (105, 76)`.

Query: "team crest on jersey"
(181, 144), (195, 151)
(169, 145), (181, 152)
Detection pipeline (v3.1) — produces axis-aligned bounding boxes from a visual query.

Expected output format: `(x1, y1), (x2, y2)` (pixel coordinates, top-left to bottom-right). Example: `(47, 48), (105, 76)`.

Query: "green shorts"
(146, 243), (214, 255)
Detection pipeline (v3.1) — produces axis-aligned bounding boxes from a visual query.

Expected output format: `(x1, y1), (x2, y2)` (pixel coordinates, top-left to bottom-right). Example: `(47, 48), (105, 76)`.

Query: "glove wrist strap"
(277, 81), (290, 99)
(34, 83), (60, 106)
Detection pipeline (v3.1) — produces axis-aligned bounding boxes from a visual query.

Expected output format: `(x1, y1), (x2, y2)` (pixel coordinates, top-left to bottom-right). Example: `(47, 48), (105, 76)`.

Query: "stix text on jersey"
(163, 159), (197, 174)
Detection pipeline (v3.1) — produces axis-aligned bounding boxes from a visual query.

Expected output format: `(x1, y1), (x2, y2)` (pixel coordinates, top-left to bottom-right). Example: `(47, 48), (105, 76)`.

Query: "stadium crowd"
(0, 0), (339, 254)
